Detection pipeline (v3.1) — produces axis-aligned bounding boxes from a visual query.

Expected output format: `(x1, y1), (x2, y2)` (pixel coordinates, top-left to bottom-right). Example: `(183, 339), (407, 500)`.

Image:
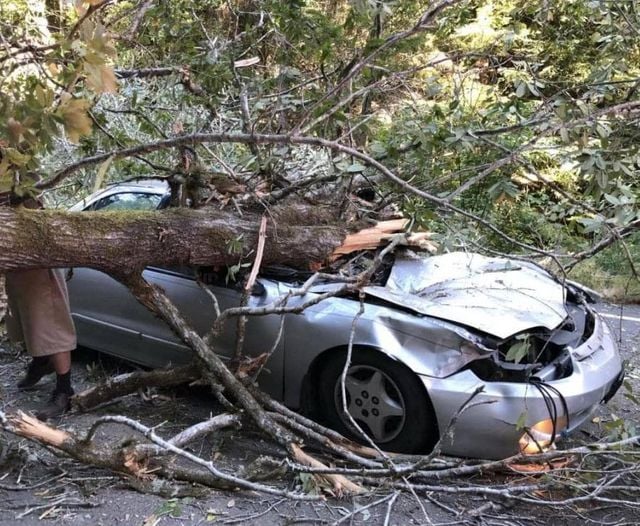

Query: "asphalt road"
(596, 302), (640, 343)
(589, 302), (640, 440)
(0, 301), (638, 525)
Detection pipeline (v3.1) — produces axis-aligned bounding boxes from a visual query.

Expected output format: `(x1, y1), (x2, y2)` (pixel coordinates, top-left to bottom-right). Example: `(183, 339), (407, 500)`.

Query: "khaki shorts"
(5, 269), (77, 357)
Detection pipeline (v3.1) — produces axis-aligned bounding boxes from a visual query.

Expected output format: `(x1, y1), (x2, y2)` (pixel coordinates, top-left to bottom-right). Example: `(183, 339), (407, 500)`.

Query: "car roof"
(103, 179), (169, 193)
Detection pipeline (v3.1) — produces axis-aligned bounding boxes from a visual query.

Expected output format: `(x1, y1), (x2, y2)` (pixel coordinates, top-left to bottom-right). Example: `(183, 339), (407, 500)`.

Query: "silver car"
(67, 181), (624, 459)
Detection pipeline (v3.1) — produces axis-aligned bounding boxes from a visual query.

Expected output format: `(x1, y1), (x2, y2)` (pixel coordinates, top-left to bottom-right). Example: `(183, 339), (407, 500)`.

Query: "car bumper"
(420, 313), (624, 459)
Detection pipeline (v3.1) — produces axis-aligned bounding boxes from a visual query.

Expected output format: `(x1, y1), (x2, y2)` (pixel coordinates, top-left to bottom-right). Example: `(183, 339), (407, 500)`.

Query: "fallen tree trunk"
(0, 207), (427, 274)
(0, 206), (349, 272)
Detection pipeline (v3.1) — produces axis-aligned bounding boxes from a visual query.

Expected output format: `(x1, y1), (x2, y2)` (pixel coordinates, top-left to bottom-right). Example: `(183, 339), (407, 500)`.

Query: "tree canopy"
(2, 0), (639, 299)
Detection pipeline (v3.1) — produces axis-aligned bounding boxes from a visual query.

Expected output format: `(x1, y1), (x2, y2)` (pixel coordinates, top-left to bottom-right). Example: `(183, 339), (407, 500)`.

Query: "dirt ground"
(0, 304), (639, 526)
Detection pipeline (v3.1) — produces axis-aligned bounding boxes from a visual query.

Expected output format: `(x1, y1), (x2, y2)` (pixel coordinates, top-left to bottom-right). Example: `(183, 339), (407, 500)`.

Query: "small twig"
(16, 497), (98, 519)
(332, 492), (397, 525)
(134, 413), (241, 457)
(383, 491), (400, 526)
(233, 214), (268, 365)
(251, 314), (285, 381)
(0, 471), (66, 491)
(404, 476), (432, 525)
(196, 276), (221, 318)
(338, 294), (391, 464)
(210, 273), (352, 334)
(222, 498), (286, 524)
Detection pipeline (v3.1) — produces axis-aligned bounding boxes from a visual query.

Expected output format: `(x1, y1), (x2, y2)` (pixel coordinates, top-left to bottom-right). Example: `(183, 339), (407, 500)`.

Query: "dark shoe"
(35, 391), (73, 420)
(17, 359), (55, 389)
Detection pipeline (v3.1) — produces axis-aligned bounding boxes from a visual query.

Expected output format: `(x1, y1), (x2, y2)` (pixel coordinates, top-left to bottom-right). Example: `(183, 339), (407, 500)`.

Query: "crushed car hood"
(364, 252), (569, 339)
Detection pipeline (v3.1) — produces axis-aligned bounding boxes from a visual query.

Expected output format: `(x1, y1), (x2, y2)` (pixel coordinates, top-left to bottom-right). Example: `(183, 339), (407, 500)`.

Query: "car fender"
(281, 294), (492, 408)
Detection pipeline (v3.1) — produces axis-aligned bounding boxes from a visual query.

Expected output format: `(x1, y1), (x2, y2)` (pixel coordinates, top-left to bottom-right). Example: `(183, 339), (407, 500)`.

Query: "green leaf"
(623, 380), (640, 405)
(226, 235), (244, 255)
(345, 162), (366, 173)
(488, 180), (518, 201)
(556, 102), (567, 120)
(297, 472), (319, 494)
(4, 148), (31, 167)
(596, 123), (610, 138)
(225, 262), (250, 284)
(527, 82), (541, 96)
(368, 141), (387, 157)
(578, 215), (606, 234)
(155, 498), (182, 518)
(596, 170), (608, 189)
(0, 174), (12, 192)
(604, 193), (620, 206)
(505, 338), (530, 363)
(559, 127), (569, 143)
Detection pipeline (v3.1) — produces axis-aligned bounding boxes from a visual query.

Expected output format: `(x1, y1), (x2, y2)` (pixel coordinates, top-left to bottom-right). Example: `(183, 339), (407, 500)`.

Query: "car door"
(68, 189), (285, 399)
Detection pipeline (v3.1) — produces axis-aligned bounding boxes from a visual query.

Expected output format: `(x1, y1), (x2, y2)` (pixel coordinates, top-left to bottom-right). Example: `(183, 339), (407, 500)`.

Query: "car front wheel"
(317, 348), (439, 454)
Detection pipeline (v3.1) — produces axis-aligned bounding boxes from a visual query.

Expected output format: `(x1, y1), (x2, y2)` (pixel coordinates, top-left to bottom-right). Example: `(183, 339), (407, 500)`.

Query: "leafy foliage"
(1, 0), (639, 294)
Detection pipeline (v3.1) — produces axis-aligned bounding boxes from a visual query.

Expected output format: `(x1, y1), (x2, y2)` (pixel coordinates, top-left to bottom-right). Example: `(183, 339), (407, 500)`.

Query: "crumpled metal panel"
(364, 252), (569, 339)
(421, 313), (622, 459)
(370, 314), (490, 377)
(283, 286), (490, 389)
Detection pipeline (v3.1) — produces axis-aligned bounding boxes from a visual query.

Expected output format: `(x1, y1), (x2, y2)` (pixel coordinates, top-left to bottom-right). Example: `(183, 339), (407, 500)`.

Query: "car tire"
(316, 348), (439, 454)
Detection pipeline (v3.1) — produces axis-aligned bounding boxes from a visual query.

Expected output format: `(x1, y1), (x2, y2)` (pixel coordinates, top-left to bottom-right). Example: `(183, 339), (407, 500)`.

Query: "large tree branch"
(122, 0), (155, 41)
(72, 362), (202, 411)
(35, 130), (566, 260)
(0, 206), (348, 273)
(1, 410), (310, 498)
(30, 102), (640, 277)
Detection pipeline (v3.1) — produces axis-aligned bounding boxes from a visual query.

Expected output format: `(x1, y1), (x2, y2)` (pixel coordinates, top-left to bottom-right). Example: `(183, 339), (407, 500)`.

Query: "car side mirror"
(251, 281), (266, 297)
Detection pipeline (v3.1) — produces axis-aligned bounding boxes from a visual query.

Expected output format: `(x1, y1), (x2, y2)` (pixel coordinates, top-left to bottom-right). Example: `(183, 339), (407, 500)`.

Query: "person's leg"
(17, 356), (55, 389)
(49, 351), (71, 375)
(19, 269), (78, 420)
(49, 351), (73, 394)
(45, 270), (76, 403)
(35, 350), (74, 419)
(6, 271), (56, 389)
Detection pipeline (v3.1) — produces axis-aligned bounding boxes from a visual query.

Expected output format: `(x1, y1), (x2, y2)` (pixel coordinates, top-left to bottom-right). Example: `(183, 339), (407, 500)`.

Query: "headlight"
(518, 418), (567, 455)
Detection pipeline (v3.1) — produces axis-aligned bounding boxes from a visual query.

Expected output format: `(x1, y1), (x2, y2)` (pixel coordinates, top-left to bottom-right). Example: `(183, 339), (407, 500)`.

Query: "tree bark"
(72, 363), (202, 411)
(0, 206), (349, 273)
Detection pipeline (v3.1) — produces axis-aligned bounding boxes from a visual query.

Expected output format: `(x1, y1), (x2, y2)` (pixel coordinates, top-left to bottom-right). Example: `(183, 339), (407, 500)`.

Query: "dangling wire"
(529, 377), (571, 448)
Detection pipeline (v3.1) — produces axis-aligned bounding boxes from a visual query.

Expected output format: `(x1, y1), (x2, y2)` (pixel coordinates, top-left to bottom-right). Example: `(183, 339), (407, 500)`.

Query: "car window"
(87, 192), (162, 211)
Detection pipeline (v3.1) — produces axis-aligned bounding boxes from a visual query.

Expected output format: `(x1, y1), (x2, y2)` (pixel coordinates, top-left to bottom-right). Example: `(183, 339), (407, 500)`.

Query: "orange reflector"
(518, 418), (567, 455)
